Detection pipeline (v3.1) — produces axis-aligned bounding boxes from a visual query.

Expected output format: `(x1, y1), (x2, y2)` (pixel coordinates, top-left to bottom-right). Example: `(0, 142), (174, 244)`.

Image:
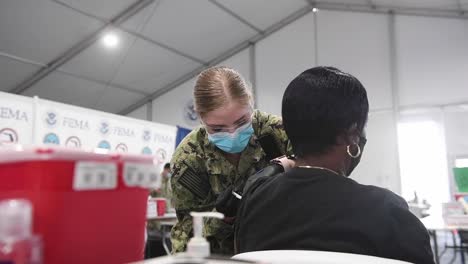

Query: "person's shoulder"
(171, 127), (206, 171)
(254, 110), (283, 130)
(358, 183), (408, 209)
(173, 127), (205, 155)
(252, 110), (290, 154)
(244, 173), (283, 199)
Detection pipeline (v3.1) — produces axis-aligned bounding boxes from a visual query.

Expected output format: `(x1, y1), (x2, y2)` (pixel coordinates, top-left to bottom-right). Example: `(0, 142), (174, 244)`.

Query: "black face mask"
(346, 136), (367, 176)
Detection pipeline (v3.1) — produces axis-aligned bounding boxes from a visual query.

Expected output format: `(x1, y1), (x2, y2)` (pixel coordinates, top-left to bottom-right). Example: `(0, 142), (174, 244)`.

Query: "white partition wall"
(255, 13), (316, 116)
(0, 91), (177, 173)
(317, 10), (393, 111)
(395, 15), (468, 107)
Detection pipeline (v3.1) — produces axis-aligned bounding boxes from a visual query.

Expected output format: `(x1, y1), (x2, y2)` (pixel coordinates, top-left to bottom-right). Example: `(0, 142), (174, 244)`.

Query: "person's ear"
(345, 123), (360, 145)
(336, 134), (348, 146)
(336, 124), (361, 146)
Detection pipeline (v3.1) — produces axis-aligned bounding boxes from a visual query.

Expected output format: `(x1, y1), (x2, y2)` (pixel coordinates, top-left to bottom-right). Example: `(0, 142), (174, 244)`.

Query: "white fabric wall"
(152, 77), (196, 129)
(126, 104), (148, 120)
(397, 109), (451, 204)
(393, 15), (468, 198)
(352, 111), (401, 193)
(317, 10), (392, 111)
(254, 10), (401, 192)
(444, 108), (468, 195)
(145, 10), (468, 194)
(151, 49), (251, 129)
(395, 15), (468, 107)
(445, 109), (468, 158)
(255, 13), (316, 116)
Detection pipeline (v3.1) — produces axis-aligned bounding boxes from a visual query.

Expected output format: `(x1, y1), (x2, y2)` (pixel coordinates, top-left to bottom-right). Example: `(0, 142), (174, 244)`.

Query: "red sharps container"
(0, 146), (160, 264)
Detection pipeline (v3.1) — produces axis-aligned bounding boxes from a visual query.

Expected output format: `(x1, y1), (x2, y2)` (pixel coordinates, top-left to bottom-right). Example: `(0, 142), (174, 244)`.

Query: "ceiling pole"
(9, 0), (154, 95)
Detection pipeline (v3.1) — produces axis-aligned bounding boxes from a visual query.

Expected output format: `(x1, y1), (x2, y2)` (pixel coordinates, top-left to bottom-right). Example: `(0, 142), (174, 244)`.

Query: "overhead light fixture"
(312, 7), (318, 12)
(101, 32), (119, 49)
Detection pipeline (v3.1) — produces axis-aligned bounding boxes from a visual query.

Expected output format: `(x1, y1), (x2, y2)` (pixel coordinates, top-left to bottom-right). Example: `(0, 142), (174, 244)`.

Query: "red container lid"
(0, 145), (159, 164)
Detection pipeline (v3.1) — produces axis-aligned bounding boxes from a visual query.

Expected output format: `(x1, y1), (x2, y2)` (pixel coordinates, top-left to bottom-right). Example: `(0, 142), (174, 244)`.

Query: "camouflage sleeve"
(256, 111), (293, 157)
(170, 138), (212, 253)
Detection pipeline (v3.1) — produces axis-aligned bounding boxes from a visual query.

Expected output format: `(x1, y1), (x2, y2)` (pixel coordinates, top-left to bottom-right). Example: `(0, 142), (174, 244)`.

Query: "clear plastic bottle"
(0, 199), (42, 264)
(187, 212), (224, 258)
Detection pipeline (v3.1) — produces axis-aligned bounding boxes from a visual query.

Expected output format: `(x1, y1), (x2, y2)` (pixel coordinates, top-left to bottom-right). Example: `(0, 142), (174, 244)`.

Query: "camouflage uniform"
(170, 110), (292, 255)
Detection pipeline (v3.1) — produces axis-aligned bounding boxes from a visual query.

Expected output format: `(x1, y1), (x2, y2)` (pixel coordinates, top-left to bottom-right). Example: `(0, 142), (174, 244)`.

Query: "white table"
(147, 213), (178, 255)
(233, 250), (412, 264)
(421, 216), (468, 264)
(131, 253), (248, 264)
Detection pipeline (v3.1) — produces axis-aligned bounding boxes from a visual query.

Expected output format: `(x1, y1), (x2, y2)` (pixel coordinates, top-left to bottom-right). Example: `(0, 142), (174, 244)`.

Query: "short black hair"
(164, 163), (170, 170)
(282, 66), (369, 157)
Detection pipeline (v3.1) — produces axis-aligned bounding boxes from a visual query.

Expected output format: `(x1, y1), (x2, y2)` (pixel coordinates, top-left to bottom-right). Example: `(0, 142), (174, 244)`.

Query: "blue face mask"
(208, 123), (254, 153)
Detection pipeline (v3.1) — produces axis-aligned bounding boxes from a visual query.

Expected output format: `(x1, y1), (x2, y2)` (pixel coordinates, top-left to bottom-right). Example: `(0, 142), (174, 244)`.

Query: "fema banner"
(0, 92), (34, 146)
(35, 99), (100, 150)
(142, 122), (177, 166)
(35, 98), (177, 167)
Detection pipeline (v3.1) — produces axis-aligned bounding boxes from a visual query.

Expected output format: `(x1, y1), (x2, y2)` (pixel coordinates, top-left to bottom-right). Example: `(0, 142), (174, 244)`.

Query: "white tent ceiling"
(1, 0), (467, 114)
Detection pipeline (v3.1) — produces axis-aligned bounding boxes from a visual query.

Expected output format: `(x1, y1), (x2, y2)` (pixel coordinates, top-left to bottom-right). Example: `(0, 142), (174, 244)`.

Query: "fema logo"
(141, 146), (152, 155)
(43, 133), (60, 145)
(45, 111), (58, 127)
(155, 148), (167, 164)
(0, 128), (18, 145)
(183, 99), (199, 126)
(115, 143), (128, 153)
(97, 140), (111, 150)
(65, 136), (81, 148)
(99, 121), (110, 135)
(142, 129), (151, 142)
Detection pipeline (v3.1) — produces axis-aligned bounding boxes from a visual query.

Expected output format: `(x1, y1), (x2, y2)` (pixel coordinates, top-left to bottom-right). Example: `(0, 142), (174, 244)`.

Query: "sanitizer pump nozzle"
(187, 212), (224, 258)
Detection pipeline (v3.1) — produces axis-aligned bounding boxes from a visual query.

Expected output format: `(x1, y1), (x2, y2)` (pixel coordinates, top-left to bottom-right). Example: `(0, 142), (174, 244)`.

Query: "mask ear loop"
(346, 144), (361, 158)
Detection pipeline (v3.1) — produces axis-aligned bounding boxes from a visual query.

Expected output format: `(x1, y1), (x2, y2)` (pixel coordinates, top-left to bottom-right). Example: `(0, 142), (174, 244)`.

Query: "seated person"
(235, 67), (434, 264)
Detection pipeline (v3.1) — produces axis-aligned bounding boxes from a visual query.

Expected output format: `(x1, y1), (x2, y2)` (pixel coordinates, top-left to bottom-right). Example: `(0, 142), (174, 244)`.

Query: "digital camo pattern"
(170, 110), (291, 255)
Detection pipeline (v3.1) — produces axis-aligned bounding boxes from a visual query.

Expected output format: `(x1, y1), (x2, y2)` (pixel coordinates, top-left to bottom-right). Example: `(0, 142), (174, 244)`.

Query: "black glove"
(215, 163), (285, 218)
(215, 186), (241, 218)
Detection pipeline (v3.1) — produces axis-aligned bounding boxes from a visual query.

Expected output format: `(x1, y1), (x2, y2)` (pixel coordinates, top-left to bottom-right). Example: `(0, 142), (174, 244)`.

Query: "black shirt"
(235, 168), (434, 264)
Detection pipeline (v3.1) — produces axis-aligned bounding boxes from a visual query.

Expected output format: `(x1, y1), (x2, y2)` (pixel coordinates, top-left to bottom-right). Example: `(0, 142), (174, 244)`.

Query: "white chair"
(233, 250), (413, 264)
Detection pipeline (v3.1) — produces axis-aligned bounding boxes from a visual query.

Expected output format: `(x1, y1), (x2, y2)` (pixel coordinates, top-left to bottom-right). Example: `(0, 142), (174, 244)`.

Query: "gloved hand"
(215, 186), (241, 218)
(215, 162), (286, 219)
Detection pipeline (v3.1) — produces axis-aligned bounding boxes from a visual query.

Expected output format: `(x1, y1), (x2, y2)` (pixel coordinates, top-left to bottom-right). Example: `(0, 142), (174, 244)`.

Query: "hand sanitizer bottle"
(186, 212), (224, 258)
(0, 199), (42, 264)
